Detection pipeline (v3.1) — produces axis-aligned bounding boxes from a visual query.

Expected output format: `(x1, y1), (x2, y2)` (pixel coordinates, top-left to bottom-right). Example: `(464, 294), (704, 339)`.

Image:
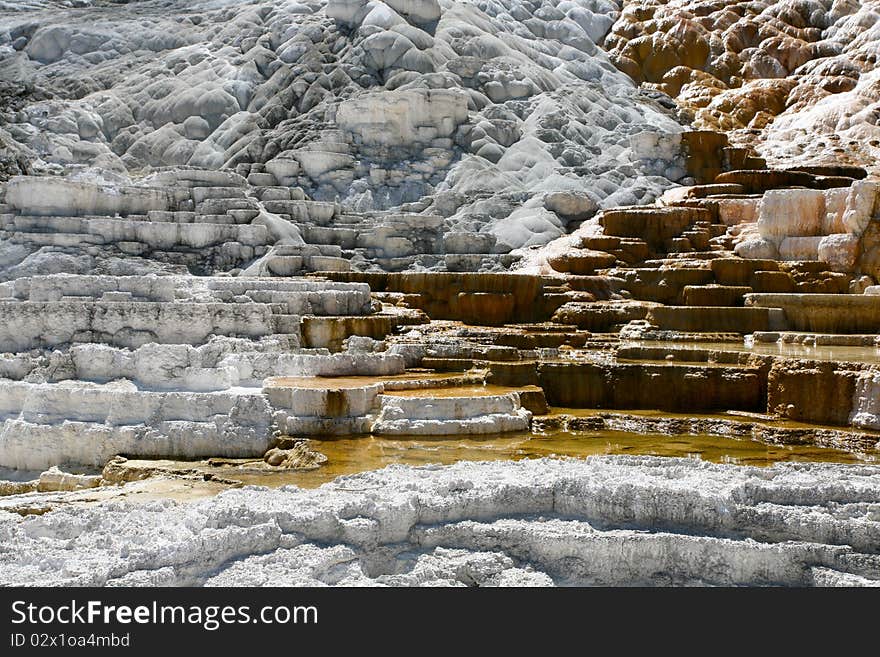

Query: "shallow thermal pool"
(644, 339), (880, 364)
(222, 425), (874, 489)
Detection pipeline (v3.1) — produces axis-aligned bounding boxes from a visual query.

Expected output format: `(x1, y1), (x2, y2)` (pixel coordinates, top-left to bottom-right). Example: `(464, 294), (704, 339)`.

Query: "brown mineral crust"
(603, 0), (880, 173)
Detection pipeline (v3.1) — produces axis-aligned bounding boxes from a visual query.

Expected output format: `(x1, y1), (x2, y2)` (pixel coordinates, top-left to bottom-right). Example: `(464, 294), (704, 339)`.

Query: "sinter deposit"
(1, 457), (879, 587)
(0, 0), (879, 588)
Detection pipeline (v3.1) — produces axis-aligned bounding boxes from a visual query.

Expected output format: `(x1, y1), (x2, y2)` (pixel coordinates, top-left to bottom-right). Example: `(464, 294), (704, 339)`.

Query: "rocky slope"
(2, 0), (880, 591)
(0, 0), (690, 260)
(604, 0), (880, 174)
(2, 456), (879, 586)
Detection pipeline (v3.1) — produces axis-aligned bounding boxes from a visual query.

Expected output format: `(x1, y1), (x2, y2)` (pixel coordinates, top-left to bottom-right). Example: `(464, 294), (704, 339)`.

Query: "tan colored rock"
(600, 206), (709, 249)
(547, 250), (617, 275)
(37, 466), (102, 492)
(537, 360), (763, 411)
(263, 441), (327, 470)
(605, 1), (880, 175)
(682, 285), (751, 307)
(711, 258), (778, 285)
(551, 300), (656, 331)
(767, 360), (861, 426)
(746, 293), (880, 333)
(716, 197), (760, 226)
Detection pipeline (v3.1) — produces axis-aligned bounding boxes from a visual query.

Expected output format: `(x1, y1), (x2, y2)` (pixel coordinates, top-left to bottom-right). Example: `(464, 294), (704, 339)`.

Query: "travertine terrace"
(0, 0), (879, 587)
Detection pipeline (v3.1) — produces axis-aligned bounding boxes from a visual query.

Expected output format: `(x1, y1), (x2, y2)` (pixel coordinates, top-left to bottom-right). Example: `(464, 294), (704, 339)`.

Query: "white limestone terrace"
(267, 379), (532, 436)
(0, 272), (372, 350)
(1, 456), (879, 586)
(0, 166), (360, 279)
(0, 0), (689, 262)
(0, 272), (414, 470)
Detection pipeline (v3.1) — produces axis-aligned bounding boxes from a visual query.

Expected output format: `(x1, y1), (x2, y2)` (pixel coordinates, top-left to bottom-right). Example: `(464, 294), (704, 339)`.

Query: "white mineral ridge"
(1, 456), (879, 587)
(0, 0), (687, 252)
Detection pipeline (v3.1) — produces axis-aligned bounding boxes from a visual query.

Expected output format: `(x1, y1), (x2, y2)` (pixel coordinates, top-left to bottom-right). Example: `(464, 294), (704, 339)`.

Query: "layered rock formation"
(603, 0), (880, 174)
(1, 0), (880, 590)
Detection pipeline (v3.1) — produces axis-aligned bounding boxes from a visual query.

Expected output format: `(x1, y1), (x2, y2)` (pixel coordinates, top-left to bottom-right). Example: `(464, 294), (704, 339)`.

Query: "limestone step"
(551, 300), (652, 331)
(302, 225), (358, 248)
(580, 235), (621, 250)
(6, 231), (103, 247)
(710, 258), (779, 285)
(445, 254), (518, 272)
(147, 211), (197, 223)
(247, 172), (278, 187)
(787, 165), (868, 180)
(191, 186), (247, 204)
(336, 214), (369, 224)
(0, 301), (278, 351)
(0, 380), (254, 425)
(600, 206), (711, 249)
(195, 198), (255, 214)
(682, 230), (710, 250)
(665, 237), (693, 253)
(273, 243), (343, 258)
(664, 251), (730, 261)
(548, 249), (617, 275)
(714, 169), (817, 193)
(676, 184), (746, 199)
(361, 254), (446, 272)
(267, 254), (351, 276)
(302, 140), (351, 154)
(193, 213), (239, 225)
(645, 305), (783, 333)
(371, 391), (530, 435)
(492, 331), (589, 349)
(420, 358), (478, 371)
(682, 285), (752, 307)
(270, 314), (302, 334)
(301, 315), (397, 351)
(615, 344), (759, 365)
(612, 266), (714, 304)
(6, 176), (177, 217)
(750, 271), (796, 293)
(5, 274), (371, 311)
(374, 213), (445, 230)
(262, 199), (336, 223)
(538, 360), (763, 411)
(723, 146), (760, 171)
(291, 150), (355, 178)
(147, 169), (248, 188)
(254, 186), (306, 202)
(609, 238), (652, 265)
(745, 293), (880, 333)
(8, 215), (271, 248)
(276, 415), (374, 436)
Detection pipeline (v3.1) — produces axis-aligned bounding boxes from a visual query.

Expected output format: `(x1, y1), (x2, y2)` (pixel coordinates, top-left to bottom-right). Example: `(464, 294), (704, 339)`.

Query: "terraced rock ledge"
(1, 0), (879, 587)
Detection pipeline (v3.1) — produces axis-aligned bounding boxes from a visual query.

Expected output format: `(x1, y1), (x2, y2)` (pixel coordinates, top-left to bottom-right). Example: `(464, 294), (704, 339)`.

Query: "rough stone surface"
(604, 0), (880, 175)
(1, 457), (879, 587)
(0, 0), (690, 263)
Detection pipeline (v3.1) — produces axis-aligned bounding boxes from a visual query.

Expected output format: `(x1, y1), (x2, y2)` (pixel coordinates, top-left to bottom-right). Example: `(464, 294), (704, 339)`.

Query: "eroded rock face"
(604, 0), (880, 174)
(0, 0), (690, 258)
(1, 457), (879, 586)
